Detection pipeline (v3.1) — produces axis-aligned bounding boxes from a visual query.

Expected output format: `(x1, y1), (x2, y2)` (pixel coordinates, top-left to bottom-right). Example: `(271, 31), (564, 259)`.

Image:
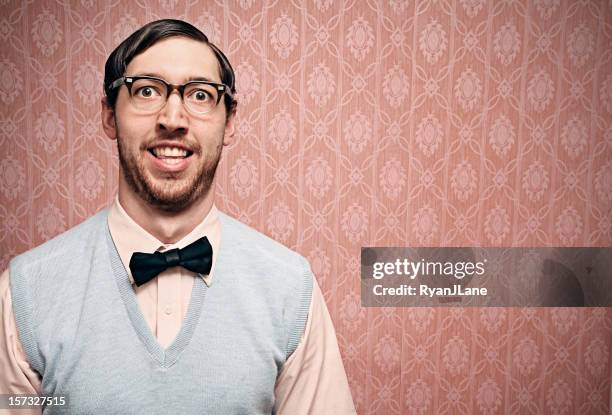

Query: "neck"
(117, 179), (214, 245)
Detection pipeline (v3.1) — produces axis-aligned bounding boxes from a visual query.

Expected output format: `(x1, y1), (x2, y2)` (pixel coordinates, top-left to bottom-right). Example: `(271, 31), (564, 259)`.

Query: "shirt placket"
(156, 246), (183, 349)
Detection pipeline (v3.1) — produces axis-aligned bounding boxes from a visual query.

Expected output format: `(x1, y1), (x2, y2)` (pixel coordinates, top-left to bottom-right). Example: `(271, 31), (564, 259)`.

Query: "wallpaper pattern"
(0, 0), (611, 413)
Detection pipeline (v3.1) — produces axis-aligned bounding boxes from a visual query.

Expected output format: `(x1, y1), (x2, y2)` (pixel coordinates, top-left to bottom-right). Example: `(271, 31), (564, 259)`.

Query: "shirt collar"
(107, 196), (220, 287)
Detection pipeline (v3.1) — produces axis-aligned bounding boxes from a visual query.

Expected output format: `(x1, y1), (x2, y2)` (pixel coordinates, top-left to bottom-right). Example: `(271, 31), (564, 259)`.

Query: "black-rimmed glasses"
(109, 75), (230, 115)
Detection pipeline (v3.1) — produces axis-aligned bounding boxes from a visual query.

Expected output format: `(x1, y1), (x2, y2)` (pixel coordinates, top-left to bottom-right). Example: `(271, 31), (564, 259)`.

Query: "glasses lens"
(184, 83), (219, 114)
(129, 78), (167, 111)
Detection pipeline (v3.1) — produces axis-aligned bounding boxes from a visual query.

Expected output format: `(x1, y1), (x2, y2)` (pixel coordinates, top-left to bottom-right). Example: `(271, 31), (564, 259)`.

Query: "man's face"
(103, 36), (233, 212)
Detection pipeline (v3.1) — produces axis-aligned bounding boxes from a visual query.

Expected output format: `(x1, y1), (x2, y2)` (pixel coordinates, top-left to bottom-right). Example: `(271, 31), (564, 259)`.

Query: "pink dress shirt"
(0, 198), (356, 414)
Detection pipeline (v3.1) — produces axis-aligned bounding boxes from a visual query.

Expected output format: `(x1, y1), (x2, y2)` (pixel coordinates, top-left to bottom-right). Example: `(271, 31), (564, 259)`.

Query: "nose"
(156, 90), (189, 134)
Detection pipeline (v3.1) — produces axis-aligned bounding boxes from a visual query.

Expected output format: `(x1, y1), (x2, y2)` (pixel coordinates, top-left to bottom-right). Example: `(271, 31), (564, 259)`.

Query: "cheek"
(198, 121), (226, 143)
(116, 121), (148, 150)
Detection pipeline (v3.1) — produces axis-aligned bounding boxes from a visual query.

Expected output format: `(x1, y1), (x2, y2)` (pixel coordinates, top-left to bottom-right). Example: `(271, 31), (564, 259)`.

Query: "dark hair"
(103, 19), (237, 116)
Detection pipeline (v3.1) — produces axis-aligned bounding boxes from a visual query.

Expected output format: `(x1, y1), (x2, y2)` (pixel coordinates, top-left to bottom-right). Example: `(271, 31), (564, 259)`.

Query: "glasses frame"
(109, 75), (231, 115)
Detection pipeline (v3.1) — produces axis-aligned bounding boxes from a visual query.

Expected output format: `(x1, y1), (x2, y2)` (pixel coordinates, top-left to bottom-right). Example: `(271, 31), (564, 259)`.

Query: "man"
(0, 19), (355, 414)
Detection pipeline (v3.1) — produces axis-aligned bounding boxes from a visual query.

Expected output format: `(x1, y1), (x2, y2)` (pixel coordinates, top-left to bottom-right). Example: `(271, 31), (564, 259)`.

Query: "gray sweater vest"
(9, 209), (313, 414)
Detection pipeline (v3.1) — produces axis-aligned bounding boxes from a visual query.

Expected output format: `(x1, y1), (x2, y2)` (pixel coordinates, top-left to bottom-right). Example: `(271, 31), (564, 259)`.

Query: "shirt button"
(164, 306), (173, 315)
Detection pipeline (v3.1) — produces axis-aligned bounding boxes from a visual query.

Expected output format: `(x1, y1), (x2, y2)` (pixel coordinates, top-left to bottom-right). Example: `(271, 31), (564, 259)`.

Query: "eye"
(134, 86), (161, 98)
(190, 89), (213, 102)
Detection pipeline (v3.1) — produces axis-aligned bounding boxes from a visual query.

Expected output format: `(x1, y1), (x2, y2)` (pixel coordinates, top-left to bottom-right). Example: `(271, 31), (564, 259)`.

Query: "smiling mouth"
(148, 146), (194, 165)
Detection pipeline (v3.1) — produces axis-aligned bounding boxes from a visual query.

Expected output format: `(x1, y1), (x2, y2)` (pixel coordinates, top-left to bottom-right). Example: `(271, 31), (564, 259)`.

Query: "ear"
(101, 97), (117, 140)
(223, 112), (236, 146)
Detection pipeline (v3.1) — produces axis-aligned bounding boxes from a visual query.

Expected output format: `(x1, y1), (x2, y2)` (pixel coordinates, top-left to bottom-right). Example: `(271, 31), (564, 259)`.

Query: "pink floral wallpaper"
(1, 0), (611, 413)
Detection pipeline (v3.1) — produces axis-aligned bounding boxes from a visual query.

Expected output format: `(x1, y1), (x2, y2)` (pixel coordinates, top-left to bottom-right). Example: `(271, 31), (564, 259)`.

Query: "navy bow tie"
(129, 236), (213, 287)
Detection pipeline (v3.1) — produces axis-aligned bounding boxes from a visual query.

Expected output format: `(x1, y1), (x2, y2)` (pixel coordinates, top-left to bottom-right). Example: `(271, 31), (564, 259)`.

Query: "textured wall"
(0, 0), (611, 413)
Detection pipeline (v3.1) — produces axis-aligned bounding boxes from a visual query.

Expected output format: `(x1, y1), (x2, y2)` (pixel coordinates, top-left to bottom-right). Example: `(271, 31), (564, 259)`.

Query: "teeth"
(162, 158), (182, 165)
(152, 147), (188, 157)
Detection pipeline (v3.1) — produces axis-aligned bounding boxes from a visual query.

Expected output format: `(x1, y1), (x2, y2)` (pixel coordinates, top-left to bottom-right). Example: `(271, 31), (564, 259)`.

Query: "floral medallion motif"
(344, 112), (372, 154)
(379, 158), (406, 199)
(476, 379), (502, 415)
(346, 17), (374, 61)
(442, 336), (469, 375)
(459, 0), (484, 17)
(584, 337), (609, 377)
(74, 62), (103, 105)
(408, 308), (434, 332)
(0, 58), (23, 105)
(270, 14), (298, 59)
(493, 21), (520, 65)
(484, 206), (510, 244)
(196, 13), (221, 44)
(307, 63), (335, 107)
(31, 9), (62, 57)
(551, 308), (577, 334)
(308, 247), (330, 285)
(266, 203), (294, 242)
(389, 0), (409, 13)
(34, 109), (65, 153)
(36, 204), (66, 240)
(567, 23), (594, 67)
(314, 0), (333, 11)
(415, 114), (443, 156)
(383, 65), (410, 107)
(450, 160), (477, 201)
(534, 0), (560, 19)
(405, 379), (432, 414)
(305, 157), (332, 198)
(341, 203), (368, 243)
(412, 205), (439, 244)
(522, 161), (549, 202)
(230, 155), (258, 198)
(546, 379), (572, 415)
(373, 335), (400, 373)
(594, 161), (612, 203)
(555, 206), (582, 244)
(527, 69), (554, 112)
(513, 337), (540, 375)
(339, 293), (365, 331)
(159, 0), (178, 9)
(489, 115), (515, 157)
(419, 19), (447, 64)
(454, 68), (482, 111)
(113, 15), (139, 46)
(480, 308), (506, 332)
(561, 116), (587, 159)
(0, 158), (25, 200)
(269, 110), (296, 153)
(235, 62), (260, 105)
(76, 156), (104, 200)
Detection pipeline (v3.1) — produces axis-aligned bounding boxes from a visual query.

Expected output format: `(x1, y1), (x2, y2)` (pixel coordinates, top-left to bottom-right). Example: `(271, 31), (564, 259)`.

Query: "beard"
(116, 133), (223, 213)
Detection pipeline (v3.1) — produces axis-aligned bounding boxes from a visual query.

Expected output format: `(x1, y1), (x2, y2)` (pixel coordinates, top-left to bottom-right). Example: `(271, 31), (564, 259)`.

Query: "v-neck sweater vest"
(9, 209), (312, 414)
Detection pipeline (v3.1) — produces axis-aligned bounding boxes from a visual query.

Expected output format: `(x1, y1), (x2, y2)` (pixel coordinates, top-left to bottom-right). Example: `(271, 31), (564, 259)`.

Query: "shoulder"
(10, 209), (109, 271)
(217, 212), (313, 358)
(218, 211), (311, 277)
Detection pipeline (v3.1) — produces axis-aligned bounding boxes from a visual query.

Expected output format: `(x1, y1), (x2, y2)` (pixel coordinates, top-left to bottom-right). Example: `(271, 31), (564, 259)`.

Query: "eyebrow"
(133, 73), (219, 84)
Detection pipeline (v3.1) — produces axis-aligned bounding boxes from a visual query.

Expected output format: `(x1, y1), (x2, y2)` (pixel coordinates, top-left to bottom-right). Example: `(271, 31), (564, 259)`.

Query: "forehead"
(125, 36), (221, 83)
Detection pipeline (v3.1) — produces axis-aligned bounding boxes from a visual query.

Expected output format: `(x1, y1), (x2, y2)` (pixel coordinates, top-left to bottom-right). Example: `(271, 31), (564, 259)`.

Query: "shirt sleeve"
(273, 277), (356, 414)
(0, 268), (42, 415)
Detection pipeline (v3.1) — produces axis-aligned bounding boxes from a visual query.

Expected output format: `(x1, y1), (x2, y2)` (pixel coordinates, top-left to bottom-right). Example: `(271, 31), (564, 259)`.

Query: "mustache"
(140, 138), (201, 154)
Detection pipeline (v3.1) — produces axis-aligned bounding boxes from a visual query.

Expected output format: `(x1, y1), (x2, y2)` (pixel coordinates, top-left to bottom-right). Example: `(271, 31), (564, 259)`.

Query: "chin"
(144, 181), (210, 212)
(145, 194), (196, 212)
